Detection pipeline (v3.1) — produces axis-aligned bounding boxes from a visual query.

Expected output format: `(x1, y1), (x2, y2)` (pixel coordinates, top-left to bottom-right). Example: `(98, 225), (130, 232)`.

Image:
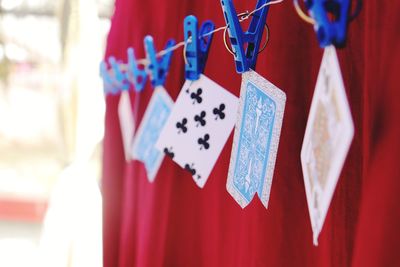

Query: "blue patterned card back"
(227, 70), (286, 209)
(131, 86), (173, 182)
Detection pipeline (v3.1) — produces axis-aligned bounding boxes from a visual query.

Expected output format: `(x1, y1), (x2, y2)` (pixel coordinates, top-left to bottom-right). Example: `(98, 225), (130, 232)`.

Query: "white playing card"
(301, 46), (354, 246)
(131, 86), (174, 182)
(118, 91), (135, 161)
(226, 69), (286, 209)
(155, 74), (239, 188)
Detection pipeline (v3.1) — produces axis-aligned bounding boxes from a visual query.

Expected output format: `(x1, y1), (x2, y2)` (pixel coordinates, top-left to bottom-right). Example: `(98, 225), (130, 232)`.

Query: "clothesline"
(116, 0), (285, 71)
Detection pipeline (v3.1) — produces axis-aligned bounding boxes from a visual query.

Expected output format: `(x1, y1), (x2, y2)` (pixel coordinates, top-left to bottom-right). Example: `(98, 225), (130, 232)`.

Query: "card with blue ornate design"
(131, 86), (173, 182)
(227, 70), (286, 209)
(156, 74), (238, 188)
(301, 46), (354, 246)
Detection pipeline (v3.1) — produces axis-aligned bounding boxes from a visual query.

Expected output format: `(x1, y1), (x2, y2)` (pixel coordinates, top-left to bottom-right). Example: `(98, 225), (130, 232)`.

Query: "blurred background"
(0, 0), (112, 266)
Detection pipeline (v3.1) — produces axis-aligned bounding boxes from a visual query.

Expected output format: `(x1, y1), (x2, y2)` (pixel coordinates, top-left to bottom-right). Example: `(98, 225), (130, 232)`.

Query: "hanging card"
(131, 87), (173, 182)
(118, 91), (135, 161)
(227, 70), (286, 209)
(301, 46), (354, 245)
(156, 74), (238, 188)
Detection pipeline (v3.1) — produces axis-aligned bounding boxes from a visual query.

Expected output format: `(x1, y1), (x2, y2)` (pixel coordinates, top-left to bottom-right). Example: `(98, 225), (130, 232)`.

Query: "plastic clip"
(220, 0), (270, 73)
(184, 15), (215, 80)
(100, 56), (129, 95)
(100, 61), (114, 95)
(305, 0), (351, 47)
(144, 36), (176, 88)
(127, 48), (147, 92)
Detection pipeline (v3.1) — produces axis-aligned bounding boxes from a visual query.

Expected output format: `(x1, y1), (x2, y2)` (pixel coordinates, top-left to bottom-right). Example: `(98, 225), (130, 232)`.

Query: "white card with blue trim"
(118, 91), (135, 161)
(301, 46), (354, 245)
(227, 70), (286, 209)
(156, 74), (238, 188)
(131, 86), (173, 182)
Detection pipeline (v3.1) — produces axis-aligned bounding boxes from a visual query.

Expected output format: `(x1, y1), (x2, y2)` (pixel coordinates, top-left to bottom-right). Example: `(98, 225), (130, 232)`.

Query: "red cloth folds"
(102, 1), (400, 266)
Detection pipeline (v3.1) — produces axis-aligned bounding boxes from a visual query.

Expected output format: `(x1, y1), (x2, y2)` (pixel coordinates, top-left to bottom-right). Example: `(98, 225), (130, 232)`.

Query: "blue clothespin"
(127, 48), (147, 92)
(220, 0), (270, 73)
(305, 0), (351, 48)
(100, 61), (115, 95)
(109, 57), (130, 92)
(144, 36), (176, 88)
(184, 15), (215, 81)
(99, 57), (129, 95)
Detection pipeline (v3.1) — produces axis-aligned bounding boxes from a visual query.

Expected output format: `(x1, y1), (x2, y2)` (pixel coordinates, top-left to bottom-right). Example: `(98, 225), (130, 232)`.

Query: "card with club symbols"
(131, 86), (174, 182)
(118, 90), (135, 161)
(226, 69), (286, 209)
(300, 46), (354, 245)
(156, 74), (239, 188)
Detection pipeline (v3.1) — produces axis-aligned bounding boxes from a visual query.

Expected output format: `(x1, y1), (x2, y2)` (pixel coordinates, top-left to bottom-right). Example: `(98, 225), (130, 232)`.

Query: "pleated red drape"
(102, 1), (400, 266)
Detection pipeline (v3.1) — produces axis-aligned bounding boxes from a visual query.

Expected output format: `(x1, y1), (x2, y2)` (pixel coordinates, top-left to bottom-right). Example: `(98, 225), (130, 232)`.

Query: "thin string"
(246, 0), (284, 19)
(111, 0), (285, 72)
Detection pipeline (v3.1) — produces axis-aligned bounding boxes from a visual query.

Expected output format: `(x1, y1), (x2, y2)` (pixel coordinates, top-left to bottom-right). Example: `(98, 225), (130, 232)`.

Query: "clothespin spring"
(223, 13), (270, 57)
(293, 0), (363, 47)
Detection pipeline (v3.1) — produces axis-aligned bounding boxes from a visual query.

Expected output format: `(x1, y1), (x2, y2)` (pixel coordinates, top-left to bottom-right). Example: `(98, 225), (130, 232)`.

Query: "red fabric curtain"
(102, 1), (400, 266)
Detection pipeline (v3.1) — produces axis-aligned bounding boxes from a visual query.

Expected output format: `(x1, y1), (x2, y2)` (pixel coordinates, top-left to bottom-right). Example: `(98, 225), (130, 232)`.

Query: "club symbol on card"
(176, 118), (188, 133)
(163, 147), (175, 159)
(213, 103), (226, 120)
(184, 163), (197, 176)
(194, 111), (206, 127)
(190, 88), (203, 104)
(197, 134), (210, 150)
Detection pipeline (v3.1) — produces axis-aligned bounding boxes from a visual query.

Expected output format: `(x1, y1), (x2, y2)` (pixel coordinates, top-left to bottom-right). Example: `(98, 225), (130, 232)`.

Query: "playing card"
(155, 74), (238, 188)
(226, 70), (286, 209)
(300, 46), (354, 245)
(131, 86), (173, 182)
(118, 91), (135, 161)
